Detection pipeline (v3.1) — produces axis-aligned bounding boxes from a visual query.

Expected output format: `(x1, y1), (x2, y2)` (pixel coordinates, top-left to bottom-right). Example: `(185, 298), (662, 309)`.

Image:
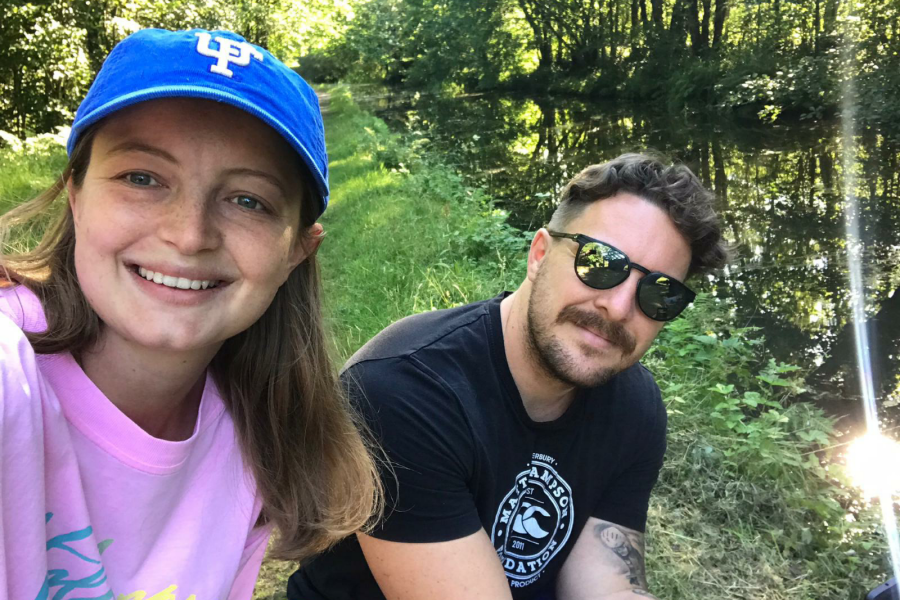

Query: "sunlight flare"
(846, 433), (900, 498)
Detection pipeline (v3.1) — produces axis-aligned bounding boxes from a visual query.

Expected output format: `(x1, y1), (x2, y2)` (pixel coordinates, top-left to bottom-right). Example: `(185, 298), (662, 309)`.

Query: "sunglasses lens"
(575, 241), (630, 289)
(638, 274), (693, 321)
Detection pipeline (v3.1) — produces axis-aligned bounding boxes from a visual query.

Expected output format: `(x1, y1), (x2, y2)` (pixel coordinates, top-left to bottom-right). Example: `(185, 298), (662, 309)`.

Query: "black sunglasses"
(547, 230), (695, 321)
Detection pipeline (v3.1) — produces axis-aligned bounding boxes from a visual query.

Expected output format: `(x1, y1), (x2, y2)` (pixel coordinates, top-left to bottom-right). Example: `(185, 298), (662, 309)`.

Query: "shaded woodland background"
(1, 0), (898, 140)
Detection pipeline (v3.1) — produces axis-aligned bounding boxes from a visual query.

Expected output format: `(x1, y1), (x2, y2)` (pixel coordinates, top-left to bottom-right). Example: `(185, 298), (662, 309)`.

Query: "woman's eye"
(125, 172), (158, 186)
(230, 195), (265, 211)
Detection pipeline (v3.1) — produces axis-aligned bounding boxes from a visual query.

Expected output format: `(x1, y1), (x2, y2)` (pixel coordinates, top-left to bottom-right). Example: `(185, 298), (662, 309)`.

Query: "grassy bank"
(1, 91), (892, 599)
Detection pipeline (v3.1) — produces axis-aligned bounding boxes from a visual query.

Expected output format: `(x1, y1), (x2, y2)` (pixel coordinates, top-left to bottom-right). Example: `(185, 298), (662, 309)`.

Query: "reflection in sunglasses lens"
(571, 239), (691, 321)
(577, 242), (628, 289)
(639, 275), (686, 321)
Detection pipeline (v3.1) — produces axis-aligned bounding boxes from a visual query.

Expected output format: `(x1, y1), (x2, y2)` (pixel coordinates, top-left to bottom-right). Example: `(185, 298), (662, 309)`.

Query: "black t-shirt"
(288, 293), (667, 600)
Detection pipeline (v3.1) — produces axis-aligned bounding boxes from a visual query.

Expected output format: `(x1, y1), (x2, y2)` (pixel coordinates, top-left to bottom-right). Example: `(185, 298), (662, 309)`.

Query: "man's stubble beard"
(525, 265), (638, 389)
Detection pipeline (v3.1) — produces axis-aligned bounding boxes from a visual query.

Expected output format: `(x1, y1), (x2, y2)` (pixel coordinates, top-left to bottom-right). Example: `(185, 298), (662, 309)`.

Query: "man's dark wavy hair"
(548, 153), (729, 278)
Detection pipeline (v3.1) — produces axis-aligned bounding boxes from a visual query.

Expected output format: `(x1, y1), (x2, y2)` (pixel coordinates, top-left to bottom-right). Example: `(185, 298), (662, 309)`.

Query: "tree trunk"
(518, 0), (554, 69)
(712, 0), (729, 49)
(686, 0), (702, 54)
(651, 0), (664, 36)
(814, 0), (822, 54)
(631, 0), (640, 51)
(700, 0), (711, 51)
(610, 0), (618, 62)
(74, 0), (116, 76)
(823, 0), (840, 35)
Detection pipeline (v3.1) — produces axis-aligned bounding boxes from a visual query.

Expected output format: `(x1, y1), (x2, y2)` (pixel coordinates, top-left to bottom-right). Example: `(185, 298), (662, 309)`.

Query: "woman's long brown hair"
(0, 128), (382, 561)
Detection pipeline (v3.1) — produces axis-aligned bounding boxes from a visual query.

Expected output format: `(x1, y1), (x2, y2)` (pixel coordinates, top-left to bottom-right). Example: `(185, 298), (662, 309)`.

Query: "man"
(288, 153), (728, 600)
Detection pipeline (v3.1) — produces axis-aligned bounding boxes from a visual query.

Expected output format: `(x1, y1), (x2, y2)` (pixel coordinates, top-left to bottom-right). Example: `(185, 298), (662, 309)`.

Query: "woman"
(0, 28), (379, 598)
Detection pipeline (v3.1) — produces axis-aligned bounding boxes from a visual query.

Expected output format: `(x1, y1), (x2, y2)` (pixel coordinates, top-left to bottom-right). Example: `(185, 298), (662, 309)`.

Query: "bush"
(645, 296), (889, 599)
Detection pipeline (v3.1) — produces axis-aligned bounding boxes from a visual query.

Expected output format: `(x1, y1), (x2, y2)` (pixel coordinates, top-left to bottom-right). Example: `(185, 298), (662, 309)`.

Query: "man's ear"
(526, 228), (552, 283)
(289, 222), (325, 269)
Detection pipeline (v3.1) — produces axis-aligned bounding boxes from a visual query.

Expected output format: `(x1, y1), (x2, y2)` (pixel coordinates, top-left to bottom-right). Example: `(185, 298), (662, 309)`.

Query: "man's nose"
(591, 272), (639, 322)
(158, 192), (220, 255)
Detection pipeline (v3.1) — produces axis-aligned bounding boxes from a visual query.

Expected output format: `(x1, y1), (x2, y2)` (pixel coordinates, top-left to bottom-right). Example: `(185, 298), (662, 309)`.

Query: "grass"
(0, 130), (69, 213)
(1, 91), (893, 600)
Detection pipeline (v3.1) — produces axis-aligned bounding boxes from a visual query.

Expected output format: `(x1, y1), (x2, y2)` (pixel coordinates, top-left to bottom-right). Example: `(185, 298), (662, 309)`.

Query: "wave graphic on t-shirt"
(512, 504), (551, 539)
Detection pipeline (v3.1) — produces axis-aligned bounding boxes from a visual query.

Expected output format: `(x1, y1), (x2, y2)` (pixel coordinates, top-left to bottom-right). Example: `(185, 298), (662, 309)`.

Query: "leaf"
(711, 383), (735, 395)
(757, 374), (792, 386)
(801, 528), (813, 544)
(693, 334), (719, 345)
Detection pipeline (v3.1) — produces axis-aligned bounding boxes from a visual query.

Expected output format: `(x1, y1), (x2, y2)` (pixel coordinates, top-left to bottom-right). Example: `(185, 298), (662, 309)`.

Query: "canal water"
(358, 89), (900, 437)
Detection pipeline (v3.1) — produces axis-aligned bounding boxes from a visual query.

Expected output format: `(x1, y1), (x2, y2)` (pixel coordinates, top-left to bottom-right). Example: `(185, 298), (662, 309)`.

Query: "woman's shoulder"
(0, 283), (48, 332)
(0, 308), (53, 423)
(0, 286), (57, 426)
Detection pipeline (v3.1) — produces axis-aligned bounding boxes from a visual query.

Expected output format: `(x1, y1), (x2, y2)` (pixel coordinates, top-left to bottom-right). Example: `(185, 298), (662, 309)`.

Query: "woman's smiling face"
(69, 98), (319, 354)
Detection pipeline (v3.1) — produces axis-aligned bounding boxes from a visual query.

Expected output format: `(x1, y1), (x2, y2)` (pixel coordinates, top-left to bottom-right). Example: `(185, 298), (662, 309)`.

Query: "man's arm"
(358, 529), (513, 600)
(556, 517), (660, 600)
(344, 357), (512, 600)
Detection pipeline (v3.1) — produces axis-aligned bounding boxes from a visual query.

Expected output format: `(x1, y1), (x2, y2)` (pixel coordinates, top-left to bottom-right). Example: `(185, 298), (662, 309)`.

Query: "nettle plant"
(644, 295), (884, 560)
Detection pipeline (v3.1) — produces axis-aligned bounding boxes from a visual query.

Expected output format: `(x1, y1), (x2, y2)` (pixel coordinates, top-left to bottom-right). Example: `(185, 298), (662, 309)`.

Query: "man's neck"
(79, 331), (219, 441)
(500, 290), (577, 422)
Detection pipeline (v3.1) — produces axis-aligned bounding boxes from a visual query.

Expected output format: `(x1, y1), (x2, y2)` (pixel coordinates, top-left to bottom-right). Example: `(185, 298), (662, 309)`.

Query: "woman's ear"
(289, 222), (325, 269)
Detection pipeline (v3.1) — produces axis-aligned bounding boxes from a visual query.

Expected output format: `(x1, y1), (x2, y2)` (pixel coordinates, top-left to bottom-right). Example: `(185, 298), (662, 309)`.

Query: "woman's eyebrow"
(224, 167), (288, 197)
(105, 143), (288, 197)
(106, 141), (179, 164)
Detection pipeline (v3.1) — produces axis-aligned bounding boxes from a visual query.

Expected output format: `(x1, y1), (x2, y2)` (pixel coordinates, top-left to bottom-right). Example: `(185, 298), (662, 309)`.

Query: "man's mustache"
(556, 306), (637, 355)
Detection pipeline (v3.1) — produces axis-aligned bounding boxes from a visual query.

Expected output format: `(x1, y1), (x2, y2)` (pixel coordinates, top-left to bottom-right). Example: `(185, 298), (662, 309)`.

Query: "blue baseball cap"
(68, 28), (330, 216)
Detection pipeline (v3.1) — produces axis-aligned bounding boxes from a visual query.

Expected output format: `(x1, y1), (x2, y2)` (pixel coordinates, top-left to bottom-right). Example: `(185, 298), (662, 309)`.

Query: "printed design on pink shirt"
(35, 512), (113, 600)
(34, 513), (199, 600)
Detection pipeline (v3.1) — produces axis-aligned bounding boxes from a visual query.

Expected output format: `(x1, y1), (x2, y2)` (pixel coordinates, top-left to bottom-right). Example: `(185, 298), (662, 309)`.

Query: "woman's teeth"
(137, 267), (218, 290)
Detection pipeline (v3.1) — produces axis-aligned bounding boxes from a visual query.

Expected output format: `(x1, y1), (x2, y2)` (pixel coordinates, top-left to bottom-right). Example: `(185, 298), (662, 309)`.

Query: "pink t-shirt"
(0, 286), (270, 600)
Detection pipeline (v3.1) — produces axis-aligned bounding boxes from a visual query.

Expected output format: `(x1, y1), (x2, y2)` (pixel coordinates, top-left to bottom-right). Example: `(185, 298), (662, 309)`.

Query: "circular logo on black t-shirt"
(490, 457), (574, 588)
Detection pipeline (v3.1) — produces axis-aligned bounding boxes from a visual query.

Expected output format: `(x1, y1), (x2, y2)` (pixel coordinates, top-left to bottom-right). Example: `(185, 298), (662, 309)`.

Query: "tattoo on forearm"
(593, 523), (648, 588)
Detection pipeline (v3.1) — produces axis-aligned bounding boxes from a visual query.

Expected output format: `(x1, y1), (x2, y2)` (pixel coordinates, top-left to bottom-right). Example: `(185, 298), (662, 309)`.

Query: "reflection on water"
(360, 89), (900, 433)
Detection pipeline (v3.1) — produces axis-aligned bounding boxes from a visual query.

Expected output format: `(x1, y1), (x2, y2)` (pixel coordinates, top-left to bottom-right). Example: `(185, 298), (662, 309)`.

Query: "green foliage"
(0, 2), (93, 137)
(297, 0), (524, 90)
(645, 296), (889, 598)
(298, 0), (900, 130)
(719, 51), (842, 120)
(5, 0), (900, 133)
(662, 58), (724, 111)
(0, 0), (353, 140)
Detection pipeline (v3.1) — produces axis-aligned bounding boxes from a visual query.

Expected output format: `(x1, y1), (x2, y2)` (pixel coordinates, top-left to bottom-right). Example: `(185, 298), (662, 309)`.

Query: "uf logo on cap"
(195, 32), (263, 78)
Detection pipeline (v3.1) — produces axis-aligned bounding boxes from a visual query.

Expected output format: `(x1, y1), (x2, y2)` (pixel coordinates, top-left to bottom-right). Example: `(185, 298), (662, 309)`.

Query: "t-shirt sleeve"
(0, 285), (47, 332)
(591, 382), (667, 532)
(0, 313), (53, 594)
(226, 524), (271, 600)
(346, 357), (482, 543)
